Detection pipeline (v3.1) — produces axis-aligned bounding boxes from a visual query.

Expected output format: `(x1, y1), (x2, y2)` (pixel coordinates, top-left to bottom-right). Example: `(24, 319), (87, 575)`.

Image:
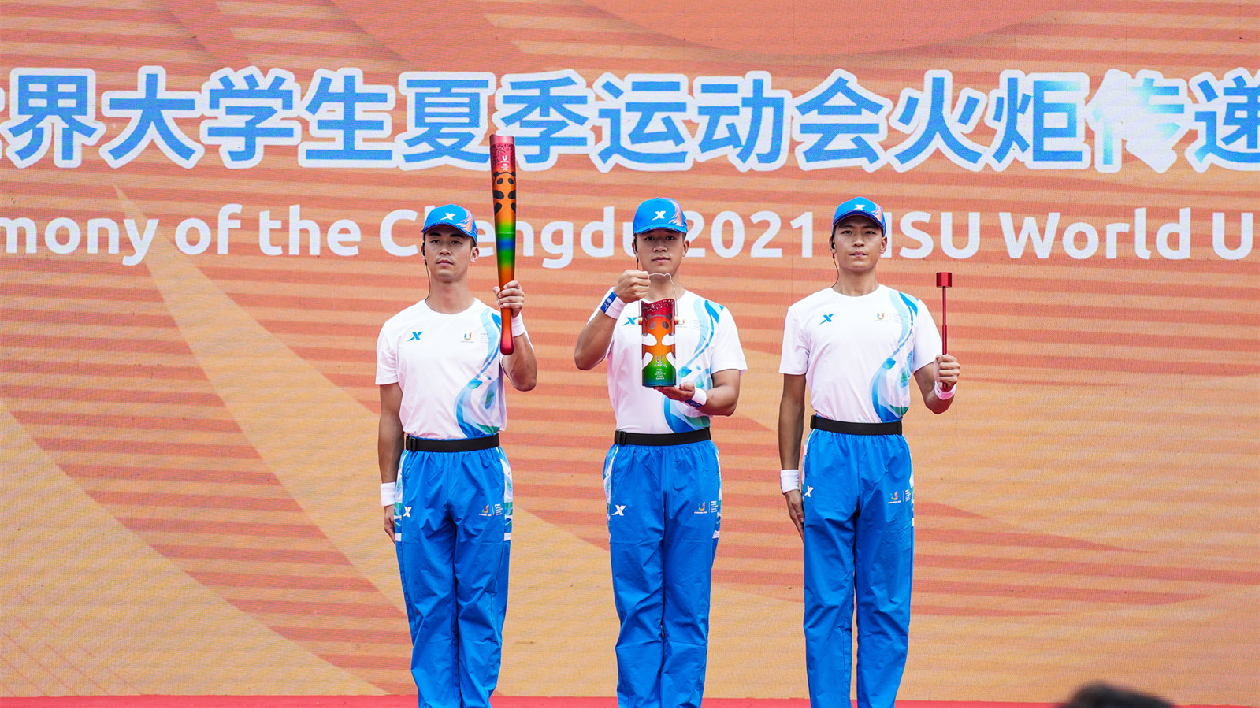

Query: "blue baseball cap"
(632, 197), (688, 235)
(423, 204), (478, 240)
(832, 197), (887, 233)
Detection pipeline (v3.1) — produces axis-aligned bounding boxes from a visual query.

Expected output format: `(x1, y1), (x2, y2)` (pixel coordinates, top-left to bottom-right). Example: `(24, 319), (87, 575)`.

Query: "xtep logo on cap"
(633, 197), (688, 233)
(851, 201), (882, 220)
(438, 210), (473, 232)
(832, 196), (888, 232)
(424, 204), (477, 237)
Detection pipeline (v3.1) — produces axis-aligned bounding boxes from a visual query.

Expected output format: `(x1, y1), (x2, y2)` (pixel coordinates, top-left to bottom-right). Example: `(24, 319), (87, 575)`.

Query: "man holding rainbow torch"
(574, 197), (747, 708)
(376, 204), (537, 708)
(777, 196), (960, 708)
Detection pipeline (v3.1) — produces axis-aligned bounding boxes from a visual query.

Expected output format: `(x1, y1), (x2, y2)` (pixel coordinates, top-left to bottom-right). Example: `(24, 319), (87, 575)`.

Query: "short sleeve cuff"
(778, 364), (807, 375)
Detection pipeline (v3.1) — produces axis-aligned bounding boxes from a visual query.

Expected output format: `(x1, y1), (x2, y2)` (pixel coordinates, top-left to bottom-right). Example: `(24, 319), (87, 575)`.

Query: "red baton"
(936, 272), (952, 354)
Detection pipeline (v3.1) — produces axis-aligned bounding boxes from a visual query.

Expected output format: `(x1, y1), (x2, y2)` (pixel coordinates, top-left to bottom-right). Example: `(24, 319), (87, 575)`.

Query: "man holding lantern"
(574, 197), (747, 708)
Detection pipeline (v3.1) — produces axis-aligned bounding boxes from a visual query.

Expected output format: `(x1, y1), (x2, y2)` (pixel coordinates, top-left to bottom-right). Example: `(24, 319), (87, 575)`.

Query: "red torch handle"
(936, 272), (953, 355)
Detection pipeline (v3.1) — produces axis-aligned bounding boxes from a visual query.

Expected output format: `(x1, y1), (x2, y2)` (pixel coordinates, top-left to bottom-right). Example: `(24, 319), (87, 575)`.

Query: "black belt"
(406, 434), (500, 452)
(811, 415), (902, 436)
(614, 428), (711, 447)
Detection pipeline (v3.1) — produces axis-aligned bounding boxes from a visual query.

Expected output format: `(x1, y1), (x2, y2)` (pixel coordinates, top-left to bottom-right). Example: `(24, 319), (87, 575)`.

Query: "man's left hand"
(657, 379), (696, 402)
(935, 354), (961, 390)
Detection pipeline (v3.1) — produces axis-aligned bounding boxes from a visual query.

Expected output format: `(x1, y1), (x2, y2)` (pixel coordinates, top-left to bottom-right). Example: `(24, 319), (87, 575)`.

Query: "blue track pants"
(603, 440), (722, 708)
(394, 446), (513, 708)
(801, 429), (914, 708)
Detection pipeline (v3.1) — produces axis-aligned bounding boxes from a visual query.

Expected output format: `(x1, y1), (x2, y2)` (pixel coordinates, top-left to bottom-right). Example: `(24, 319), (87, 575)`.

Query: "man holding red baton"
(777, 196), (960, 708)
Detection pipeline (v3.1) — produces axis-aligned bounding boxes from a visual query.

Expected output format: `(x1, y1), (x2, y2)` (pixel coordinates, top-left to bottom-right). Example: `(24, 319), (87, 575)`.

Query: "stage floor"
(3, 699), (1251, 708)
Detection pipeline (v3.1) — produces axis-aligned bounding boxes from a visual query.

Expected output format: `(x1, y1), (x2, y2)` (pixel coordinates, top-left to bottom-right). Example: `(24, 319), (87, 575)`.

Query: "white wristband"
(780, 469), (801, 494)
(934, 381), (955, 400)
(510, 312), (526, 337)
(600, 291), (626, 320)
(685, 386), (708, 409)
(380, 482), (396, 507)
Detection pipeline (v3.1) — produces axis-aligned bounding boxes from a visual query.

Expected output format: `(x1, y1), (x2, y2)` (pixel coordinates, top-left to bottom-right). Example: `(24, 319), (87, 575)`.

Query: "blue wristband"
(684, 386), (708, 409)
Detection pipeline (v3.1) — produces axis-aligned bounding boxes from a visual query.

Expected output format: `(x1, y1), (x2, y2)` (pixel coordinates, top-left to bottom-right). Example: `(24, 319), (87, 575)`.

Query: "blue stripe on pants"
(802, 429), (913, 708)
(604, 440), (722, 708)
(395, 446), (512, 708)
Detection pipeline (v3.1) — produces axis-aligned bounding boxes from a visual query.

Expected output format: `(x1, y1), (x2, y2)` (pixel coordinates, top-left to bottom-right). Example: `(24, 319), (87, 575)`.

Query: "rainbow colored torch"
(491, 135), (517, 355)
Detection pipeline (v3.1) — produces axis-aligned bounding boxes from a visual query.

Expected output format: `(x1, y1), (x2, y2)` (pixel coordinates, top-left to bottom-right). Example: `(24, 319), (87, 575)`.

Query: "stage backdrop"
(2, 0), (1257, 703)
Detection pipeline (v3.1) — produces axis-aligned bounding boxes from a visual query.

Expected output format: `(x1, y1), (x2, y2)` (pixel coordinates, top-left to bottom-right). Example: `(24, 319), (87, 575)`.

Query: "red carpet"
(5, 698), (1243, 708)
(0, 699), (1056, 708)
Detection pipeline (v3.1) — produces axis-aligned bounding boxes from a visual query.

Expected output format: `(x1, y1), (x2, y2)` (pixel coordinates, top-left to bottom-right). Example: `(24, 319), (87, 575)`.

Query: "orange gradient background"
(1, 0), (1257, 704)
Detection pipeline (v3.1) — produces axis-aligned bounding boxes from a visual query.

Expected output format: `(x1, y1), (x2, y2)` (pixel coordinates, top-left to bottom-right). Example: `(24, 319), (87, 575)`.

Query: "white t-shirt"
(594, 289), (747, 434)
(779, 285), (941, 424)
(376, 299), (506, 439)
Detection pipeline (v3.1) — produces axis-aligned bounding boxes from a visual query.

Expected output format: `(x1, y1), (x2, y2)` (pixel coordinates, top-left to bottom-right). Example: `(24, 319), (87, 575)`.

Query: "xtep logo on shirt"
(611, 504), (626, 516)
(410, 331), (422, 340)
(820, 314), (834, 324)
(623, 316), (639, 326)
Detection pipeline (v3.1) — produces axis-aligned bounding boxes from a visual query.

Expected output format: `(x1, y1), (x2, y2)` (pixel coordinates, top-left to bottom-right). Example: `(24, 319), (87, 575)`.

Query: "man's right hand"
(784, 489), (804, 540)
(614, 270), (651, 303)
(383, 506), (396, 542)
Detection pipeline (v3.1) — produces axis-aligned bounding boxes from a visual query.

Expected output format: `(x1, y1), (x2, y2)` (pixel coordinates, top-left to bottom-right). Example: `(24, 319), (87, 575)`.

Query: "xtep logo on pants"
(611, 504), (626, 517)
